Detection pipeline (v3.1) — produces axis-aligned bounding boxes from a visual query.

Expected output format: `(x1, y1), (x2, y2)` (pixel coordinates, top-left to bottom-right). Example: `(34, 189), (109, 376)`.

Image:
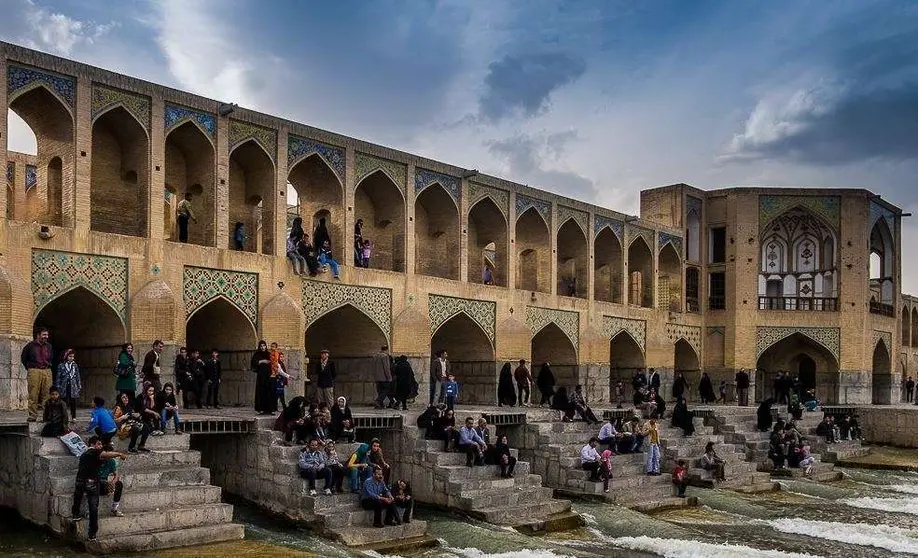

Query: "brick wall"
(90, 109), (148, 237)
(414, 186), (459, 280)
(354, 173), (405, 272)
(516, 209), (550, 293)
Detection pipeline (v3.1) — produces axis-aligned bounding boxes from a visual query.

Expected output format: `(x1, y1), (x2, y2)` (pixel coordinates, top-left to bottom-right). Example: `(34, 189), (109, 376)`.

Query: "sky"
(3, 0), (918, 290)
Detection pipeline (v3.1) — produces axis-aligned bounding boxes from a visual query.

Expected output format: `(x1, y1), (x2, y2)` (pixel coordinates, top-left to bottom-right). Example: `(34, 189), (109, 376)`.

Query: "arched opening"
(556, 220), (588, 299)
(912, 308), (918, 347)
(288, 154), (343, 259)
(9, 86), (72, 226)
(33, 287), (125, 405)
(532, 323), (577, 391)
(594, 228), (623, 303)
(871, 340), (893, 404)
(903, 306), (911, 347)
(186, 297), (258, 407)
(686, 209), (700, 262)
(431, 313), (495, 404)
(229, 140), (275, 254)
(658, 242), (682, 312)
(674, 339), (700, 402)
(354, 171), (405, 272)
(414, 184), (460, 280)
(608, 331), (644, 397)
(515, 208), (550, 293)
(90, 107), (149, 237)
(756, 333), (840, 404)
(685, 267), (700, 312)
(468, 197), (507, 287)
(627, 236), (653, 307)
(165, 122), (215, 245)
(869, 219), (894, 310)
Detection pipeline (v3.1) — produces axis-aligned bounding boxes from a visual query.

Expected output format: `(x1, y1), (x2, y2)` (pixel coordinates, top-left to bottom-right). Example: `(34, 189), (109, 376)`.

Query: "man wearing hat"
(314, 349), (336, 406)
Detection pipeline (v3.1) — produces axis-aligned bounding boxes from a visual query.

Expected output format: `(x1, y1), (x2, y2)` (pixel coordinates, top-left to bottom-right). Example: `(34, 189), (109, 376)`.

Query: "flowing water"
(3, 467), (918, 557)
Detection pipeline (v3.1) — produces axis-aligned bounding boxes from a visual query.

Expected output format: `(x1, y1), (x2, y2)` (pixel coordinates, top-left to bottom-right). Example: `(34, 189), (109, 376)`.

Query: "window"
(709, 272), (725, 310)
(686, 267), (700, 312)
(710, 227), (726, 264)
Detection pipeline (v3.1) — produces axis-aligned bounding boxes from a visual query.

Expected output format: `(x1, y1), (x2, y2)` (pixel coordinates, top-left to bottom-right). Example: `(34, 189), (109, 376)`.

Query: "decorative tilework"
(755, 326), (840, 363)
(229, 120), (277, 162)
(516, 194), (551, 226)
(594, 215), (623, 242)
(7, 162), (14, 185)
(25, 165), (37, 190)
(415, 168), (460, 203)
(183, 266), (259, 328)
(628, 225), (654, 249)
(301, 280), (392, 341)
(288, 135), (345, 184)
(869, 200), (897, 240)
(665, 323), (701, 353)
(355, 153), (406, 193)
(91, 85), (151, 131)
(164, 104), (216, 139)
(31, 250), (128, 322)
(873, 330), (892, 352)
(7, 65), (75, 108)
(526, 306), (579, 349)
(428, 294), (496, 345)
(686, 196), (702, 217)
(601, 315), (646, 351)
(707, 326), (725, 336)
(659, 232), (683, 256)
(468, 182), (509, 217)
(759, 195), (840, 232)
(557, 205), (589, 236)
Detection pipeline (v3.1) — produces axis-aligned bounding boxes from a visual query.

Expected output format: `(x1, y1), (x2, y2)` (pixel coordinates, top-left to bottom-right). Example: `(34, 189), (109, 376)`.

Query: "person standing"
(140, 341), (164, 392)
(353, 219), (364, 267)
(252, 341), (275, 415)
(114, 344), (137, 402)
(514, 359), (533, 407)
(735, 368), (750, 407)
(672, 372), (688, 402)
(372, 346), (393, 409)
(174, 347), (191, 407)
(536, 362), (556, 407)
(497, 363), (516, 407)
(56, 349), (82, 420)
(204, 349), (222, 409)
(315, 349), (336, 407)
(429, 349), (448, 406)
(176, 193), (197, 243)
(906, 376), (915, 403)
(391, 355), (416, 411)
(313, 217), (331, 256)
(21, 327), (54, 422)
(643, 419), (662, 475)
(648, 367), (661, 393)
(70, 436), (126, 542)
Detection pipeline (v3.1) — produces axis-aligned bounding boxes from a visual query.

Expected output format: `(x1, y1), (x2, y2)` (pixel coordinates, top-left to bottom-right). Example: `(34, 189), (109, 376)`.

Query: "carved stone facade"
(428, 294), (496, 344)
(301, 281), (392, 342)
(601, 315), (646, 351)
(756, 326), (841, 363)
(526, 306), (579, 349)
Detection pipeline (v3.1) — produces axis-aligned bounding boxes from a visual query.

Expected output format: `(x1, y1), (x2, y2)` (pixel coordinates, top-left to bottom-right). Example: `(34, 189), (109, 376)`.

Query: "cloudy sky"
(4, 0), (918, 290)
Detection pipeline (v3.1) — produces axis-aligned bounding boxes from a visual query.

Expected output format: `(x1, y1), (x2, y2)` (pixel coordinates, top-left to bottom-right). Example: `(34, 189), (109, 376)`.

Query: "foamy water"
(606, 535), (822, 558)
(878, 483), (918, 496)
(764, 518), (918, 554)
(843, 497), (918, 515)
(445, 549), (574, 558)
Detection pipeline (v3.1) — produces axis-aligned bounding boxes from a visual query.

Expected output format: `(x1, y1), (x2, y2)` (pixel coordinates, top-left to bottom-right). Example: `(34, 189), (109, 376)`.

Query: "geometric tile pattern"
(659, 231), (683, 256)
(557, 205), (588, 236)
(686, 195), (702, 217)
(25, 165), (37, 190)
(870, 200), (897, 240)
(526, 306), (579, 350)
(31, 249), (128, 322)
(164, 104), (216, 140)
(707, 326), (725, 336)
(516, 193), (552, 226)
(665, 323), (701, 354)
(6, 162), (12, 185)
(873, 330), (892, 352)
(301, 280), (392, 342)
(759, 195), (840, 232)
(628, 225), (654, 249)
(91, 85), (151, 131)
(601, 315), (646, 351)
(287, 135), (346, 184)
(8, 65), (75, 108)
(428, 294), (496, 345)
(755, 326), (840, 363)
(468, 182), (509, 217)
(183, 266), (259, 328)
(354, 153), (406, 193)
(594, 214), (623, 242)
(415, 168), (460, 203)
(229, 120), (277, 162)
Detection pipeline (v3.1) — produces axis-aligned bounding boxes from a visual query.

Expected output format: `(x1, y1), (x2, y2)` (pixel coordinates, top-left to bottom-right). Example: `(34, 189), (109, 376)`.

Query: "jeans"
(361, 498), (397, 526)
(287, 251), (307, 274)
(300, 467), (332, 490)
(645, 443), (661, 473)
(429, 379), (444, 406)
(349, 465), (371, 491)
(100, 479), (123, 503)
(205, 381), (220, 407)
(128, 422), (152, 450)
(582, 461), (600, 481)
(517, 382), (530, 406)
(178, 214), (189, 242)
(318, 253), (340, 277)
(72, 478), (100, 538)
(160, 408), (181, 431)
(375, 381), (391, 407)
(445, 395), (456, 411)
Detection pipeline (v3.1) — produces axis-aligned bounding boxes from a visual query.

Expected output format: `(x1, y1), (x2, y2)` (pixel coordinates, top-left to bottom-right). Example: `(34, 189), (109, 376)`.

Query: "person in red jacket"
(672, 459), (688, 497)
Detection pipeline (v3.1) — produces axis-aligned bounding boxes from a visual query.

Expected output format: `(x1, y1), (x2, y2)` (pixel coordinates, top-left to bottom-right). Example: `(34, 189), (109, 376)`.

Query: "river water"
(2, 467), (917, 557)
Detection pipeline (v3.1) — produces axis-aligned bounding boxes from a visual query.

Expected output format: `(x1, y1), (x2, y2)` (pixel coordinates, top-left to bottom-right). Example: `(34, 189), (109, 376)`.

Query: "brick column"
(405, 163), (416, 275)
(148, 95), (165, 241)
(274, 126), (289, 258)
(652, 228), (660, 309)
(215, 116), (230, 247)
(459, 178), (469, 282)
(13, 165), (26, 220)
(0, 57), (7, 222)
(588, 211), (595, 302)
(344, 145), (356, 268)
(550, 202), (558, 295)
(72, 76), (92, 234)
(508, 191), (518, 290)
(622, 226), (631, 305)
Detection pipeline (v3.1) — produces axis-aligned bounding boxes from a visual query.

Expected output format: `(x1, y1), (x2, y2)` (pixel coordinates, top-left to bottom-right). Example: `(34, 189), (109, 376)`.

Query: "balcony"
(869, 300), (895, 317)
(708, 296), (725, 310)
(758, 296), (838, 312)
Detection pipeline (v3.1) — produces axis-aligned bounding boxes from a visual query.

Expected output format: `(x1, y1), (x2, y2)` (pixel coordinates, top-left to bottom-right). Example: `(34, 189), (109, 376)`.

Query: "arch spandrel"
(301, 280), (392, 343)
(287, 135), (345, 186)
(428, 294), (495, 346)
(525, 306), (579, 353)
(31, 250), (128, 325)
(183, 266), (259, 330)
(600, 315), (646, 352)
(755, 326), (840, 364)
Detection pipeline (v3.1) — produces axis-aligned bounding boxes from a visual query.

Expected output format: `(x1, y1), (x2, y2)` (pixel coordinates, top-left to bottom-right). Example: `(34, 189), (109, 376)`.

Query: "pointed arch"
(355, 169), (406, 272)
(912, 307), (918, 347)
(165, 121), (216, 245)
(307, 302), (390, 347)
(431, 311), (496, 404)
(627, 235), (653, 308)
(659, 242), (682, 312)
(186, 294), (257, 333)
(288, 153), (345, 259)
(92, 103), (150, 140)
(532, 322), (577, 390)
(609, 330), (645, 395)
(557, 218), (588, 299)
(872, 338), (893, 404)
(468, 196), (508, 287)
(903, 306), (911, 347)
(9, 81), (74, 119)
(91, 105), (149, 237)
(757, 332), (840, 405)
(415, 182), (460, 280)
(229, 139), (276, 254)
(674, 338), (699, 372)
(516, 207), (550, 293)
(594, 227), (623, 303)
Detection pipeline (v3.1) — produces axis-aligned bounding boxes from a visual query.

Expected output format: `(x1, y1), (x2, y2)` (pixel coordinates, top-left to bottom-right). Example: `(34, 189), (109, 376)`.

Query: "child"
(614, 380), (625, 409)
(718, 380), (728, 404)
(600, 449), (614, 493)
(270, 342), (292, 409)
(233, 222), (246, 250)
(797, 442), (815, 476)
(672, 459), (688, 497)
(361, 239), (372, 268)
(157, 382), (183, 434)
(87, 396), (118, 445)
(443, 374), (459, 410)
(643, 419), (661, 475)
(324, 441), (345, 493)
(318, 240), (340, 279)
(41, 386), (70, 437)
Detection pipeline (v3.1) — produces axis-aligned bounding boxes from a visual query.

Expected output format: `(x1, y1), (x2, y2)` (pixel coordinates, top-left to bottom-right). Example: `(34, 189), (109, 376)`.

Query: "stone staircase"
(34, 425), (243, 553)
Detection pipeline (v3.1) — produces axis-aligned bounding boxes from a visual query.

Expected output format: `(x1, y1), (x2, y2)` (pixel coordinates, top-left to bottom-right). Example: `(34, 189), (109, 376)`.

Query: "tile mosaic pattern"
(759, 195), (840, 232)
(428, 294), (496, 344)
(229, 120), (277, 162)
(183, 266), (259, 328)
(32, 249), (128, 322)
(468, 182), (509, 217)
(354, 153), (406, 193)
(659, 232), (683, 256)
(7, 65), (75, 108)
(873, 330), (892, 352)
(25, 165), (37, 190)
(628, 225), (654, 249)
(665, 323), (701, 353)
(164, 104), (217, 139)
(755, 326), (840, 363)
(301, 280), (392, 342)
(601, 315), (646, 351)
(516, 194), (552, 226)
(7, 162), (14, 185)
(91, 85), (151, 131)
(526, 306), (579, 350)
(557, 205), (589, 236)
(869, 200), (897, 240)
(707, 326), (725, 336)
(415, 168), (460, 204)
(287, 135), (345, 184)
(686, 196), (702, 217)
(594, 215), (624, 242)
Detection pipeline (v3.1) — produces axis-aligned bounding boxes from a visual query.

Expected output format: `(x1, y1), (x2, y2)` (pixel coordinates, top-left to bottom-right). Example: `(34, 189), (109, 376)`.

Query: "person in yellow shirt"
(176, 193), (197, 243)
(643, 419), (661, 475)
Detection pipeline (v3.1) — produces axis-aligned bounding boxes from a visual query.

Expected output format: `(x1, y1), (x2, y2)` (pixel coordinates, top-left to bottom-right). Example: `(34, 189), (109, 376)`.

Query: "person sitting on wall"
(417, 404), (443, 440)
(802, 389), (820, 412)
(297, 234), (320, 276)
(318, 240), (340, 280)
(361, 466), (399, 527)
(275, 396), (310, 446)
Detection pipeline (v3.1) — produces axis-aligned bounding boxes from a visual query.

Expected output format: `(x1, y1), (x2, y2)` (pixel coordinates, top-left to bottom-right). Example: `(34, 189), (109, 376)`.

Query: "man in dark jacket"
(372, 346), (393, 409)
(141, 340), (164, 391)
(735, 368), (750, 406)
(204, 349), (222, 409)
(315, 349), (336, 406)
(22, 327), (54, 422)
(648, 367), (661, 392)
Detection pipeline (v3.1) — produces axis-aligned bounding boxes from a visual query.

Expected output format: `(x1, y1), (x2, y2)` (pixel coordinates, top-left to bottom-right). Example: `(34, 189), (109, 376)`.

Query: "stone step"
(330, 520), (428, 546)
(41, 449), (202, 475)
(663, 443), (735, 459)
(472, 499), (571, 525)
(33, 432), (192, 456)
(51, 466), (210, 494)
(659, 434), (725, 448)
(457, 486), (555, 510)
(449, 473), (543, 495)
(539, 421), (599, 434)
(85, 522), (244, 553)
(423, 448), (519, 467)
(822, 445), (870, 463)
(70, 503), (233, 538)
(558, 452), (646, 469)
(53, 485), (223, 516)
(436, 462), (531, 482)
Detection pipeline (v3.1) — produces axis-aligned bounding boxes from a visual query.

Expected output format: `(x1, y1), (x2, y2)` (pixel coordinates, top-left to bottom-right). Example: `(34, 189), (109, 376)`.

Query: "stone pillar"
(72, 76), (92, 235)
(622, 226), (631, 305)
(508, 191), (518, 291)
(214, 116), (230, 247)
(405, 163), (416, 275)
(550, 201), (558, 295)
(13, 164), (26, 222)
(344, 146), (356, 268)
(0, 57), (7, 223)
(652, 228), (660, 309)
(587, 212), (595, 302)
(273, 126), (289, 258)
(148, 95), (166, 241)
(459, 178), (469, 283)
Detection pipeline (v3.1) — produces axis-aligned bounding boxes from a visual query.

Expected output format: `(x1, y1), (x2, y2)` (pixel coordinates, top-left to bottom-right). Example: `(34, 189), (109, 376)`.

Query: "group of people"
(274, 396), (355, 445)
(286, 216), (341, 279)
(417, 407), (519, 476)
(494, 360), (559, 408)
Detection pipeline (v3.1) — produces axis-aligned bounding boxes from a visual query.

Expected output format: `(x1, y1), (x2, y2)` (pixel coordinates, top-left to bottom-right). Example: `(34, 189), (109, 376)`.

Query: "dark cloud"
(479, 52), (586, 121)
(488, 132), (596, 201)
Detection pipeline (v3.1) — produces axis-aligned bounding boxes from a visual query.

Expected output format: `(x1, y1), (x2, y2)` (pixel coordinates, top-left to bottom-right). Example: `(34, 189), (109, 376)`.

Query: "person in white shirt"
(580, 437), (602, 481)
(597, 420), (618, 453)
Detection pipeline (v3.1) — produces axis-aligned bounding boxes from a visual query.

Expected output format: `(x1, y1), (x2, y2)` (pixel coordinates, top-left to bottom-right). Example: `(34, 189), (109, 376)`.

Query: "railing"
(482, 412), (527, 426)
(708, 296), (725, 310)
(686, 296), (700, 313)
(869, 300), (895, 317)
(353, 415), (402, 430)
(181, 418), (256, 434)
(758, 296), (838, 312)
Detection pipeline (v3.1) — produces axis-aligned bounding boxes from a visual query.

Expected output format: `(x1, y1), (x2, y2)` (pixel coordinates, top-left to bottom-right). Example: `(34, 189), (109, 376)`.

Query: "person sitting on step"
(796, 442), (815, 476)
(495, 434), (517, 478)
(330, 397), (355, 442)
(86, 397), (118, 446)
(476, 418), (495, 463)
(136, 383), (163, 436)
(299, 438), (333, 496)
(570, 385), (600, 425)
(41, 386), (70, 437)
(70, 436), (127, 542)
(274, 396), (311, 445)
(700, 441), (726, 481)
(597, 417), (619, 453)
(113, 392), (149, 454)
(768, 422), (787, 470)
(441, 409), (459, 452)
(815, 415), (837, 443)
(390, 479), (414, 524)
(458, 416), (487, 466)
(417, 404), (443, 440)
(580, 437), (602, 482)
(347, 442), (372, 493)
(361, 466), (399, 528)
(156, 383), (183, 435)
(323, 441), (346, 493)
(647, 388), (666, 419)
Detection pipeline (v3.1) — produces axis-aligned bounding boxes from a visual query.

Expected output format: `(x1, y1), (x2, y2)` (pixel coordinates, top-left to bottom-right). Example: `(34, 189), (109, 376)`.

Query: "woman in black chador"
(251, 340), (275, 415)
(671, 397), (695, 436)
(536, 362), (556, 406)
(497, 363), (516, 407)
